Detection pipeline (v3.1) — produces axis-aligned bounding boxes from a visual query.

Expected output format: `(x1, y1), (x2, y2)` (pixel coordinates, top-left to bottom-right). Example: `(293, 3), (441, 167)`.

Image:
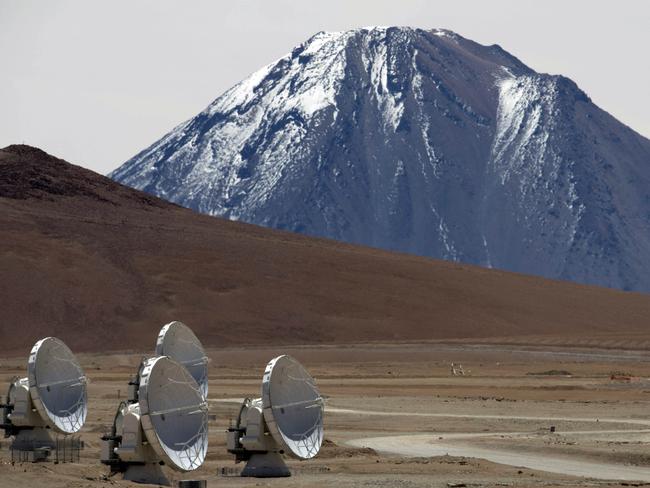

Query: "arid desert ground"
(2, 341), (650, 487)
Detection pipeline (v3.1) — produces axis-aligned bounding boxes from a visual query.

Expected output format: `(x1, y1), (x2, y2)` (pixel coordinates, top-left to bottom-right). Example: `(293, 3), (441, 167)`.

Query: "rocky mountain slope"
(3, 145), (650, 353)
(111, 27), (650, 292)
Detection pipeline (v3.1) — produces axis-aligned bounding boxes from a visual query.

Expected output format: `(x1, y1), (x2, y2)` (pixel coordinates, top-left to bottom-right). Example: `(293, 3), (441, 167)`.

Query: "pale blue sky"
(1, 0), (648, 174)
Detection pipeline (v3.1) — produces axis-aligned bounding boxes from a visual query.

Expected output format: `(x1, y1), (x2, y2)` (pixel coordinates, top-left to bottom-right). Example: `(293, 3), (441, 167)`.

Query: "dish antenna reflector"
(227, 355), (323, 477)
(100, 355), (208, 485)
(155, 321), (208, 399)
(0, 337), (87, 461)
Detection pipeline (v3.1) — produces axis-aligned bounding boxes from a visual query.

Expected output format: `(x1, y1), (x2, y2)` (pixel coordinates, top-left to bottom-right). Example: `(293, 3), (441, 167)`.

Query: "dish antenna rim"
(26, 336), (87, 435)
(137, 355), (208, 472)
(155, 321), (208, 399)
(261, 354), (324, 460)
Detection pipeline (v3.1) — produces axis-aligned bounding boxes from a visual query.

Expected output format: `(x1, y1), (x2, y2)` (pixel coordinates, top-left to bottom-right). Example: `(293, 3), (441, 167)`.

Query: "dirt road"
(348, 433), (650, 481)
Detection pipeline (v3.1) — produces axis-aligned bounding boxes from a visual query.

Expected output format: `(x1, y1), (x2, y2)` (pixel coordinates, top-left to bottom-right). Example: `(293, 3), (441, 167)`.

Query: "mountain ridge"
(111, 27), (650, 291)
(1, 144), (173, 208)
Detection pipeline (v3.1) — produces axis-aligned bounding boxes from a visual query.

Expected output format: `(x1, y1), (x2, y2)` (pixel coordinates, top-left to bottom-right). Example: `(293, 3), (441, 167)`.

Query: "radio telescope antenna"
(100, 356), (208, 485)
(155, 321), (208, 399)
(227, 355), (323, 477)
(0, 338), (87, 461)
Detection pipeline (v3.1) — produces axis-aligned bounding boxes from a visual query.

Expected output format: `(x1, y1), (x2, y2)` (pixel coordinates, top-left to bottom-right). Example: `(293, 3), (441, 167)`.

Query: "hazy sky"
(1, 0), (648, 174)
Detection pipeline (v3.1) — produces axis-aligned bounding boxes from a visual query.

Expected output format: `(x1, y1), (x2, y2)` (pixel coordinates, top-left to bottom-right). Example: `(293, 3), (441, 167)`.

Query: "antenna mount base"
(241, 452), (291, 477)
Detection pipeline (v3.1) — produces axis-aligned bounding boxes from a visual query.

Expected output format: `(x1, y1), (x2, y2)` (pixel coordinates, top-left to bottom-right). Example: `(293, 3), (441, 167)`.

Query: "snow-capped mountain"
(111, 27), (650, 292)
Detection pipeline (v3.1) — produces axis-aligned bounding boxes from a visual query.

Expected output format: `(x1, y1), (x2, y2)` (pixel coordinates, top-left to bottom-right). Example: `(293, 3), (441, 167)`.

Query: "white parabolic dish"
(27, 337), (87, 434)
(155, 321), (208, 399)
(262, 355), (323, 459)
(139, 356), (208, 471)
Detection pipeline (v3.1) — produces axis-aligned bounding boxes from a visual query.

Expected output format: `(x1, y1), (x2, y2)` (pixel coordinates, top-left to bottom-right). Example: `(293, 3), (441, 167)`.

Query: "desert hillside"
(1, 145), (649, 354)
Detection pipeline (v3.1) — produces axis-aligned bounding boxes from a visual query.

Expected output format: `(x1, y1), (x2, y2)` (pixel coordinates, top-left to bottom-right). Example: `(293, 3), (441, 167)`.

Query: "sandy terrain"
(2, 342), (650, 487)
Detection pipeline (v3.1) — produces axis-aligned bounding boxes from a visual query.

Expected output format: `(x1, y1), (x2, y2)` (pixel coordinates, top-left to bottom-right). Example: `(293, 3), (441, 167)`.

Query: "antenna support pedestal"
(241, 452), (291, 477)
(178, 481), (207, 488)
(123, 463), (170, 486)
(11, 427), (55, 450)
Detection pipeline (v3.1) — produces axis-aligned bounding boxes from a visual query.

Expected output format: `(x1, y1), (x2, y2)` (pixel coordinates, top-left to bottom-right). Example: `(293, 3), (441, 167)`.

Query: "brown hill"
(1, 145), (649, 355)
